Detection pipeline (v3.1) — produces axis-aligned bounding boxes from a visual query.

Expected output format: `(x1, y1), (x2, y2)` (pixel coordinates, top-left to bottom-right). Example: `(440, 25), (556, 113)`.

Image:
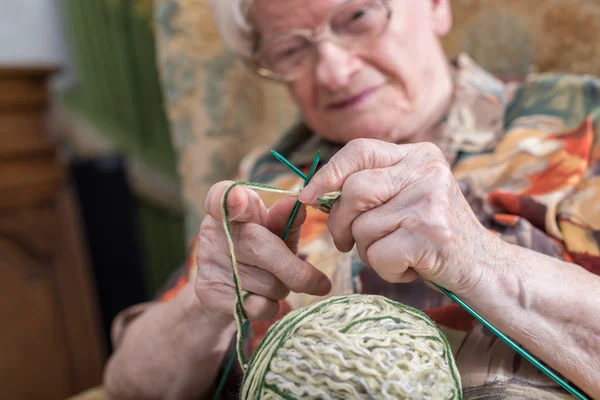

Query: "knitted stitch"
(241, 294), (462, 400)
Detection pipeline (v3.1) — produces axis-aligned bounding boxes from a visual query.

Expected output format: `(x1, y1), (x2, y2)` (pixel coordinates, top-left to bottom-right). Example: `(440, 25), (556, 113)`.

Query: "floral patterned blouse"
(116, 54), (600, 399)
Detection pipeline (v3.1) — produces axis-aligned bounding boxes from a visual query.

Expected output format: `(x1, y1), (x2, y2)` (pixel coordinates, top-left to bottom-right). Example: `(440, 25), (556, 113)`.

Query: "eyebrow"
(254, 0), (342, 46)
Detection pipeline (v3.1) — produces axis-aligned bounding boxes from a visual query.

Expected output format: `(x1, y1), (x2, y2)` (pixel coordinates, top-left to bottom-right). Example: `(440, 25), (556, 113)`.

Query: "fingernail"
(299, 186), (316, 204)
(228, 187), (246, 220)
(318, 275), (332, 294)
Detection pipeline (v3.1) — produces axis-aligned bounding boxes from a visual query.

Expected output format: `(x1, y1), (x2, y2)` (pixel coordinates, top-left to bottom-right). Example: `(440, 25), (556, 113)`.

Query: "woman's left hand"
(299, 138), (502, 297)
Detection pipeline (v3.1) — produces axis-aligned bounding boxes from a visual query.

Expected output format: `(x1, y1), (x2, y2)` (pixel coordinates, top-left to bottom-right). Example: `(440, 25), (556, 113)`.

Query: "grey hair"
(211, 0), (256, 58)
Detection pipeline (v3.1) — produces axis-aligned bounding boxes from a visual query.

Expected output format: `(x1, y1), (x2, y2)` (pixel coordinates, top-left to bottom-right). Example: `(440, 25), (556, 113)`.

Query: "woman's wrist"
(459, 235), (600, 341)
(457, 232), (520, 311)
(182, 283), (235, 329)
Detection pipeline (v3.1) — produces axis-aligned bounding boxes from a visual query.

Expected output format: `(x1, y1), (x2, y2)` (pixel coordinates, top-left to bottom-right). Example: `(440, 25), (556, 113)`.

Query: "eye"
(332, 0), (384, 35)
(259, 36), (312, 72)
(270, 42), (310, 66)
(277, 45), (305, 59)
(350, 8), (368, 21)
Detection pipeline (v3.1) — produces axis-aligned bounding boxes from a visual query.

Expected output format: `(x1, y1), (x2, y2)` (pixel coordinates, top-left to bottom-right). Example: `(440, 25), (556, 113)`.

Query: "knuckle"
(247, 298), (279, 322)
(287, 266), (309, 291)
(350, 138), (376, 166)
(342, 172), (363, 194)
(198, 215), (215, 235)
(430, 154), (445, 166)
(274, 285), (291, 300)
(324, 139), (373, 189)
(429, 158), (450, 174)
(423, 159), (452, 185)
(419, 191), (450, 222)
(348, 138), (370, 153)
(420, 141), (444, 157)
(420, 189), (438, 206)
(195, 279), (228, 304)
(256, 272), (289, 300)
(197, 220), (222, 261)
(343, 169), (388, 210)
(435, 225), (454, 243)
(238, 224), (263, 260)
(341, 174), (360, 202)
(324, 160), (346, 189)
(264, 250), (286, 274)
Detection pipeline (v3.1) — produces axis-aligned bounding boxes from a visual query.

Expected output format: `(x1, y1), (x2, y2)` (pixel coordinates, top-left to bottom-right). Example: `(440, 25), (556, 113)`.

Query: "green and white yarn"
(241, 294), (461, 400)
(221, 181), (462, 400)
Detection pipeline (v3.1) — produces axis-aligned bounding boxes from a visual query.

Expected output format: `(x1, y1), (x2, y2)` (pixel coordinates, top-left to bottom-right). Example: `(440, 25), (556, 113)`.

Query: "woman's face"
(252, 0), (454, 144)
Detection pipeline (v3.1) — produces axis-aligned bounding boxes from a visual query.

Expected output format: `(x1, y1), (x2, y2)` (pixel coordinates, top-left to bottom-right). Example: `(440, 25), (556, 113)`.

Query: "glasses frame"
(249, 0), (392, 82)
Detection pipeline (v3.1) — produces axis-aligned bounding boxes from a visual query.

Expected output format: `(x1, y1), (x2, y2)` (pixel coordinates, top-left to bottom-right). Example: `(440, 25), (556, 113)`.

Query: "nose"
(315, 41), (362, 91)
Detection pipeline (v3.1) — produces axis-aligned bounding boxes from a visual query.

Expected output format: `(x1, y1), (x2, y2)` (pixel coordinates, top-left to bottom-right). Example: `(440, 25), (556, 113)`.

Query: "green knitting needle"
(273, 151), (589, 400)
(271, 150), (308, 181)
(274, 150), (320, 242)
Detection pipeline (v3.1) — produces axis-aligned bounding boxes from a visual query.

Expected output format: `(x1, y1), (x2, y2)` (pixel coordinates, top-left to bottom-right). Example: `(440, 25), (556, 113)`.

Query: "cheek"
(373, 30), (438, 100)
(290, 79), (315, 115)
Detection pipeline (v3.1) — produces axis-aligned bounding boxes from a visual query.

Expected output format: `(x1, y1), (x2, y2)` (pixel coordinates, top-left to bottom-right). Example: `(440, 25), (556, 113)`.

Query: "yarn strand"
(219, 181), (327, 369)
(213, 153), (329, 400)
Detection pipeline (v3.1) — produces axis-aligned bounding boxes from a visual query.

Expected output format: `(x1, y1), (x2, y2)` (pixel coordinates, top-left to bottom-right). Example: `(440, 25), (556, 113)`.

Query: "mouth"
(326, 85), (383, 111)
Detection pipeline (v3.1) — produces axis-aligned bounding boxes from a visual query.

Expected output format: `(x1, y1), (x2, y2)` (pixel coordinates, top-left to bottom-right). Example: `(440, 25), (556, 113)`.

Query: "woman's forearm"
(465, 239), (600, 398)
(104, 282), (236, 400)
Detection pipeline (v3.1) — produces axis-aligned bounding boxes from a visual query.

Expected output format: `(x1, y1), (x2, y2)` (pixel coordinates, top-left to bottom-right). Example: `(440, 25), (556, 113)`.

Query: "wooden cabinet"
(0, 68), (106, 399)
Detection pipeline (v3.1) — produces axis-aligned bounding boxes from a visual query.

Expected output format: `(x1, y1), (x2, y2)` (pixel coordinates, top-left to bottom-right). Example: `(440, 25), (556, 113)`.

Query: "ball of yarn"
(241, 294), (462, 399)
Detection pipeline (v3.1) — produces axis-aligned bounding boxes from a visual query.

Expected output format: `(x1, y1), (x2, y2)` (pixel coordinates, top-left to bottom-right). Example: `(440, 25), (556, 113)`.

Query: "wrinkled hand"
(299, 139), (497, 296)
(195, 181), (331, 322)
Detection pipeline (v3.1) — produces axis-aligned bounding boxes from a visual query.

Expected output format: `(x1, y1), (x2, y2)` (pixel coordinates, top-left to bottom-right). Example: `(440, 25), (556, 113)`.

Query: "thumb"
(205, 181), (268, 224)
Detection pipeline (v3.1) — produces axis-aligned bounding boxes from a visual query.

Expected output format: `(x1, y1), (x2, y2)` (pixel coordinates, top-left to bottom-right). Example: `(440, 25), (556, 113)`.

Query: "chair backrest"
(154, 0), (299, 243)
(443, 0), (600, 79)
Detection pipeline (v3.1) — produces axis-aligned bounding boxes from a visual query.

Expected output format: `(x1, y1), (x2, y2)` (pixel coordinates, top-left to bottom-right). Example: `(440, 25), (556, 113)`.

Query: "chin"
(312, 112), (418, 145)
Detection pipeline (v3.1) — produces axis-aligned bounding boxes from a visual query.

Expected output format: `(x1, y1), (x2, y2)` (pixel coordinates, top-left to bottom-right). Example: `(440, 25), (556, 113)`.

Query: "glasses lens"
(330, 0), (389, 46)
(256, 34), (313, 80)
(253, 0), (389, 81)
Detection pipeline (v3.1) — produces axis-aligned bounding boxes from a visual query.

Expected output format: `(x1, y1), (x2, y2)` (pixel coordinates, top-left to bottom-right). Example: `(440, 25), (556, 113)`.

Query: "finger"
(205, 181), (267, 224)
(268, 197), (307, 236)
(244, 295), (281, 321)
(195, 279), (280, 321)
(299, 139), (418, 205)
(351, 183), (426, 262)
(231, 263), (291, 301)
(235, 223), (331, 296)
(365, 228), (421, 283)
(267, 197), (307, 250)
(197, 238), (290, 302)
(328, 166), (402, 252)
(197, 222), (295, 302)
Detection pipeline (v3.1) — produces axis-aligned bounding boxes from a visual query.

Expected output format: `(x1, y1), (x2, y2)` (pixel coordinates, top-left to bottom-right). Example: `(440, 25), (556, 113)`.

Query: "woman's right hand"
(195, 181), (332, 322)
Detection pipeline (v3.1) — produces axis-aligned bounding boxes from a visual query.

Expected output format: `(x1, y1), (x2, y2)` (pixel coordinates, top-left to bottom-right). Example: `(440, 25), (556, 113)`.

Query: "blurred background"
(0, 0), (598, 399)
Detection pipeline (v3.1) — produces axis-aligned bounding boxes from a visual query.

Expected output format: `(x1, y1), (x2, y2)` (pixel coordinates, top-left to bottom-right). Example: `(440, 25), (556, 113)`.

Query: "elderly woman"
(104, 0), (600, 398)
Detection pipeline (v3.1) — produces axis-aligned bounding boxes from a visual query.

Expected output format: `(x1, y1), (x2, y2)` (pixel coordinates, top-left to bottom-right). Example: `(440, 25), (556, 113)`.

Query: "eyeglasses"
(250, 0), (392, 82)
